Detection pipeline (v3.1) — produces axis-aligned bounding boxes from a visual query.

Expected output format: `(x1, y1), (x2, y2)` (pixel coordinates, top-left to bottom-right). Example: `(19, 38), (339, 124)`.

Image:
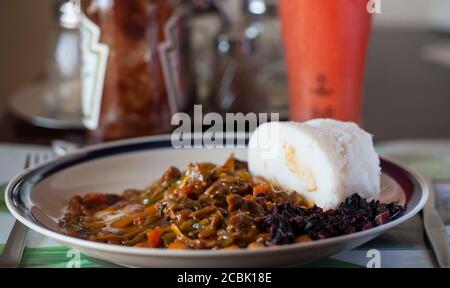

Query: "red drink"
(279, 0), (372, 123)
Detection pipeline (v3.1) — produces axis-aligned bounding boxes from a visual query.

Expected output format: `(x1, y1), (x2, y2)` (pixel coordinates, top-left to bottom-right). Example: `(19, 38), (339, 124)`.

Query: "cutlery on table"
(423, 178), (450, 268)
(51, 140), (81, 156)
(0, 152), (54, 268)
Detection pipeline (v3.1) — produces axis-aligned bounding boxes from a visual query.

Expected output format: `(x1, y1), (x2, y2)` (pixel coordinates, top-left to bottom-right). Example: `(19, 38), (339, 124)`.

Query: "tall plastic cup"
(279, 0), (372, 123)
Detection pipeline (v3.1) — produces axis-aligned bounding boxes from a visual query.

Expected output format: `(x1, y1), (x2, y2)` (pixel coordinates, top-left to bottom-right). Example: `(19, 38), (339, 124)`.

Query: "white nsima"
(248, 119), (381, 209)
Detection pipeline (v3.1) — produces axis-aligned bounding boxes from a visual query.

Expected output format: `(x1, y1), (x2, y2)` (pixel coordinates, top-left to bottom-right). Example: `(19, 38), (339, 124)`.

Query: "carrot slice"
(252, 183), (271, 196)
(111, 215), (134, 228)
(133, 242), (147, 248)
(144, 206), (157, 215)
(168, 241), (189, 250)
(146, 227), (164, 248)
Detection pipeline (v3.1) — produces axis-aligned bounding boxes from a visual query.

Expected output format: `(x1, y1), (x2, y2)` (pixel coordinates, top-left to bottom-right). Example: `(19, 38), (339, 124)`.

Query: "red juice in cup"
(279, 0), (372, 123)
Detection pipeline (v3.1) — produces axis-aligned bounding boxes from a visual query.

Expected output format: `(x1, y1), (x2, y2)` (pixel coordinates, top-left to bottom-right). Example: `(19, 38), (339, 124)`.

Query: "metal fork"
(423, 178), (450, 268)
(0, 151), (54, 268)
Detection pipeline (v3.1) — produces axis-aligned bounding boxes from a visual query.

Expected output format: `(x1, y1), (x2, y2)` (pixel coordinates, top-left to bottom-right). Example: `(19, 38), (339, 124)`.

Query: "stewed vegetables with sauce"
(59, 155), (403, 249)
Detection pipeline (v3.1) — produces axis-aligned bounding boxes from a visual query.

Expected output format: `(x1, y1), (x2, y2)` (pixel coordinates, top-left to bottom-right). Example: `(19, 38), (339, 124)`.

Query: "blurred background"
(0, 0), (450, 144)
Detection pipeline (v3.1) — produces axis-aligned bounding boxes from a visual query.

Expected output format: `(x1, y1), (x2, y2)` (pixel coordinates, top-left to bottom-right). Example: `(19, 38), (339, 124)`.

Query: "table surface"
(0, 142), (449, 268)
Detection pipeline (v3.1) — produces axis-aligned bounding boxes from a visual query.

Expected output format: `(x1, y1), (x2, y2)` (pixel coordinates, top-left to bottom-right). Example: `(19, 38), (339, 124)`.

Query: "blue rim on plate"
(4, 135), (429, 260)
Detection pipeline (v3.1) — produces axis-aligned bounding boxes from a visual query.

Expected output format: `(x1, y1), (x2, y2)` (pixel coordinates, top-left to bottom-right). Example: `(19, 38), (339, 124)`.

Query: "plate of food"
(5, 119), (428, 267)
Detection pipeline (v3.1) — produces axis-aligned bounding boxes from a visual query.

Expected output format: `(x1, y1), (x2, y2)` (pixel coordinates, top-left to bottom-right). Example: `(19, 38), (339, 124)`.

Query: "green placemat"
(0, 184), (7, 213)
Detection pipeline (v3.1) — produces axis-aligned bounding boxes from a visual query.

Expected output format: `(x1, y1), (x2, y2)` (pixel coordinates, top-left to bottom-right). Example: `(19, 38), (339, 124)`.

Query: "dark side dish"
(59, 156), (404, 249)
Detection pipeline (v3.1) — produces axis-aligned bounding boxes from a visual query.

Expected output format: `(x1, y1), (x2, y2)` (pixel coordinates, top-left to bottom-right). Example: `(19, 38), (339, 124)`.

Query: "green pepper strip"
(122, 231), (146, 246)
(162, 232), (176, 246)
(143, 215), (160, 228)
(179, 219), (196, 233)
(141, 192), (164, 206)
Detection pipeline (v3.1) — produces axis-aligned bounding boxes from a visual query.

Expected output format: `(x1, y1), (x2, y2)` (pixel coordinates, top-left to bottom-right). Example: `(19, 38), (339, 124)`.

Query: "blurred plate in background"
(9, 83), (84, 130)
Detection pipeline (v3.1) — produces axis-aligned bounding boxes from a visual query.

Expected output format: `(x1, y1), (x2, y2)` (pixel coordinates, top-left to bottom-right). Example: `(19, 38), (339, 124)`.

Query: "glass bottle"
(46, 0), (82, 118)
(81, 0), (195, 142)
(211, 0), (288, 117)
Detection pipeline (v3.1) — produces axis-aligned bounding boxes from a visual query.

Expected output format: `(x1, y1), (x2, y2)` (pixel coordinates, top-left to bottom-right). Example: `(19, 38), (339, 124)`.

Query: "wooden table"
(0, 112), (86, 146)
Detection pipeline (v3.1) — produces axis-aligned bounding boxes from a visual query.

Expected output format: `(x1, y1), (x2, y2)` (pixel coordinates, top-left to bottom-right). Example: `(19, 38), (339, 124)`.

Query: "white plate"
(5, 135), (429, 267)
